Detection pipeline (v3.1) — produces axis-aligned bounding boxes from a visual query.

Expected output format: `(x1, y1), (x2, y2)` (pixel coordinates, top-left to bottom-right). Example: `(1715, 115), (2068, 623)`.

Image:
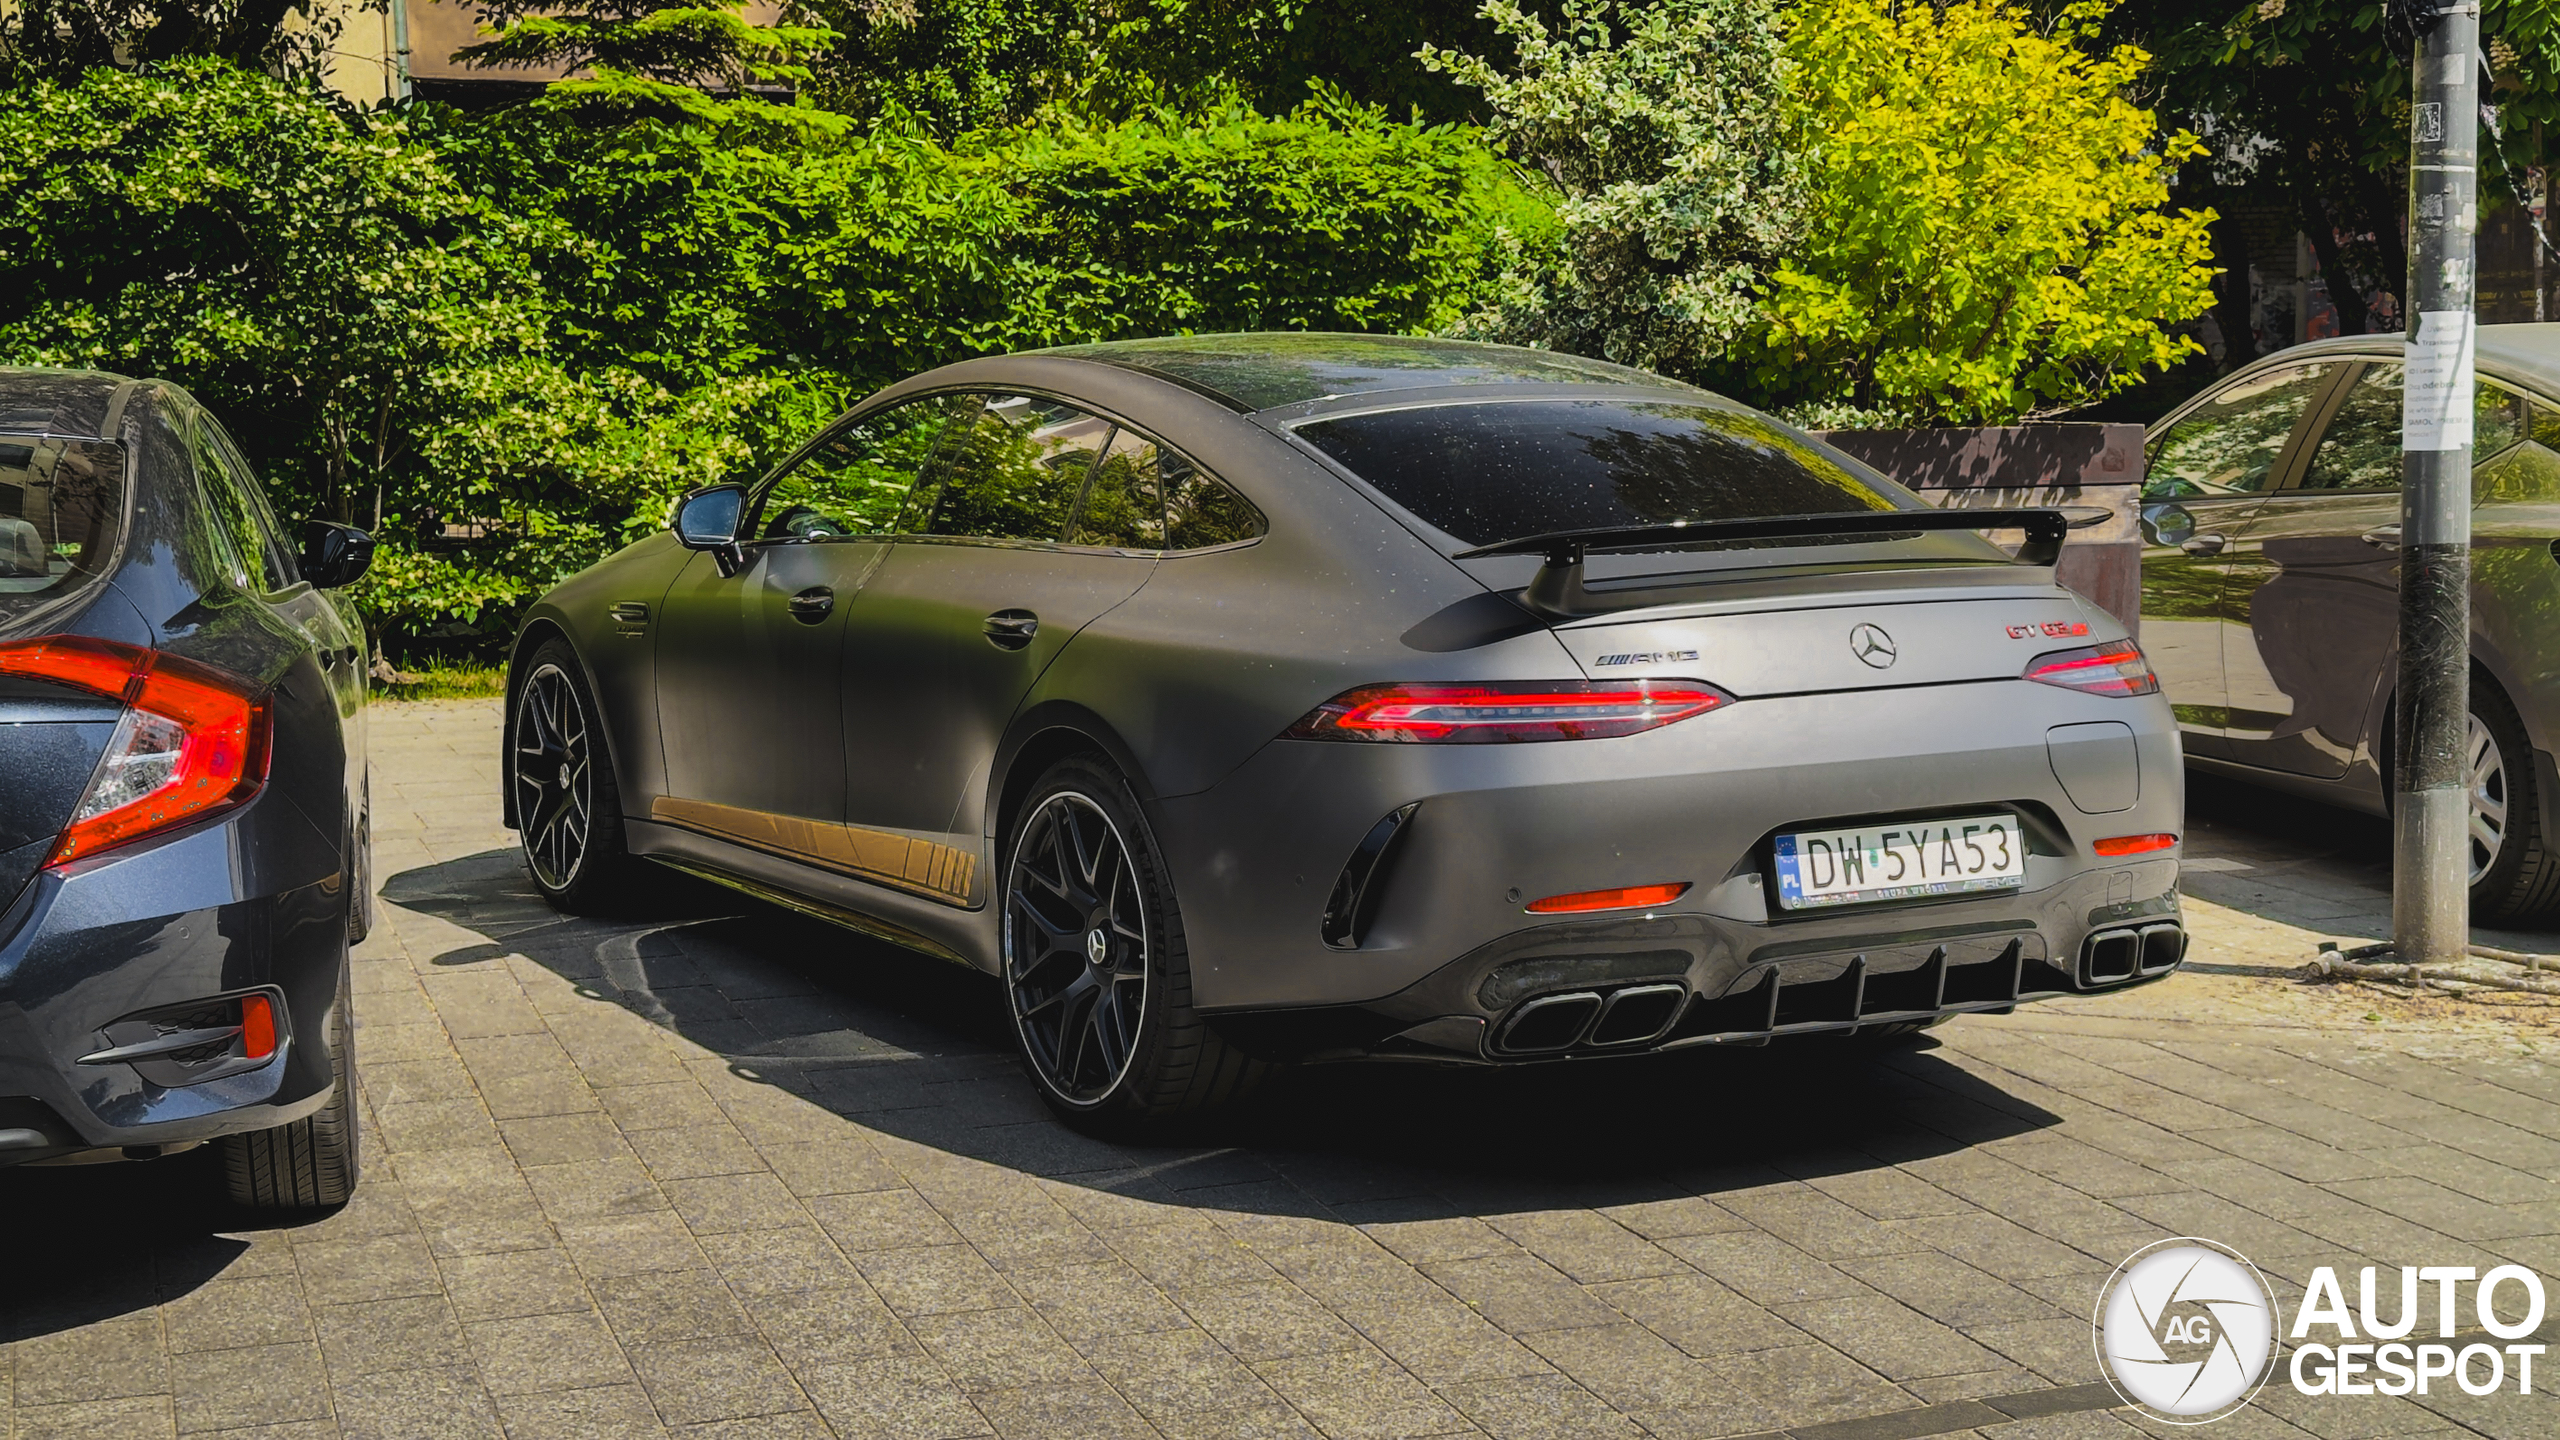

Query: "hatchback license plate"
(1773, 814), (2025, 910)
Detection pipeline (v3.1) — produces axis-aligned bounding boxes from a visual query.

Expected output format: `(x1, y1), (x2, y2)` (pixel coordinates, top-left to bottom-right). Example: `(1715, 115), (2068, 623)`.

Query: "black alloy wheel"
(512, 641), (641, 913)
(1007, 791), (1150, 1105)
(1000, 755), (1267, 1130)
(516, 661), (594, 891)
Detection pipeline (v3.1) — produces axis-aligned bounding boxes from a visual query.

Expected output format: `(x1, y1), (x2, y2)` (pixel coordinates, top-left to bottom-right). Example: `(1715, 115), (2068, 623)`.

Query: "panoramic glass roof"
(1038, 333), (1695, 412)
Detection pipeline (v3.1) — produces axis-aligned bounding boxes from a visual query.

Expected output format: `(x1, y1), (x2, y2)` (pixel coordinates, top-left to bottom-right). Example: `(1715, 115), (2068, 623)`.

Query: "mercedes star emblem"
(1849, 623), (1898, 668)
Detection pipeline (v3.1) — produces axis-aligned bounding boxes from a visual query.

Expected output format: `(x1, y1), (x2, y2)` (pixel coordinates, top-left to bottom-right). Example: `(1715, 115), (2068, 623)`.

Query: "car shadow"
(384, 849), (2063, 1203)
(1, 1148), (264, 1343)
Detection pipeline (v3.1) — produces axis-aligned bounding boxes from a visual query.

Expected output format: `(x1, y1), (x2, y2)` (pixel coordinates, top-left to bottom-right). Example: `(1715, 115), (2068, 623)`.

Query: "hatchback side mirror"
(300, 520), (376, 589)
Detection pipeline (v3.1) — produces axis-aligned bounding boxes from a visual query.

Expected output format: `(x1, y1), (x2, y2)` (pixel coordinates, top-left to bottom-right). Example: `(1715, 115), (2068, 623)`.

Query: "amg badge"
(1593, 650), (1700, 667)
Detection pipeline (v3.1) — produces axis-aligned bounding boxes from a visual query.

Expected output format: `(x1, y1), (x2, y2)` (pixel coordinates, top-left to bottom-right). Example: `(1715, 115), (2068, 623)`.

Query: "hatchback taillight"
(2021, 640), (2159, 698)
(0, 636), (269, 865)
(1286, 680), (1732, 743)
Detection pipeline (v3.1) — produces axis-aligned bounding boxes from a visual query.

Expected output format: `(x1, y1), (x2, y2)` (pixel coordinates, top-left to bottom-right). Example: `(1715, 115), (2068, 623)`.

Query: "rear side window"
(909, 394), (1112, 543)
(0, 437), (123, 599)
(1292, 399), (1910, 548)
(1072, 427), (1167, 550)
(192, 420), (297, 591)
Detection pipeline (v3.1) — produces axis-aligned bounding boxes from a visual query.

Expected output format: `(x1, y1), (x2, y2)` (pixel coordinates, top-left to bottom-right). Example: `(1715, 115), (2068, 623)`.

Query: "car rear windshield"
(1291, 400), (1917, 548)
(0, 438), (124, 603)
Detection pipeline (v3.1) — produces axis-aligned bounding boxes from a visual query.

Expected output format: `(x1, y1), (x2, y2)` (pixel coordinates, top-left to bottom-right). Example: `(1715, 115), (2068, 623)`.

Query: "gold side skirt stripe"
(650, 796), (978, 906)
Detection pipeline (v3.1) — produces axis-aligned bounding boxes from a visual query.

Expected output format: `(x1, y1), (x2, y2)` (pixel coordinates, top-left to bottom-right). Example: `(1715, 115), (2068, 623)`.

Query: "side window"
(755, 397), (963, 542)
(1071, 427), (1167, 550)
(1163, 455), (1265, 550)
(2146, 362), (2336, 499)
(2299, 363), (2404, 492)
(911, 394), (1110, 543)
(191, 422), (294, 592)
(2474, 379), (2526, 458)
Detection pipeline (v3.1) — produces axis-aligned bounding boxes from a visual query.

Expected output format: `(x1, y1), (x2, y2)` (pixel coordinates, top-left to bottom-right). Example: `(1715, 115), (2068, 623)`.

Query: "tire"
(512, 640), (644, 915)
(1000, 754), (1266, 1134)
(221, 958), (358, 1212)
(2468, 678), (2560, 924)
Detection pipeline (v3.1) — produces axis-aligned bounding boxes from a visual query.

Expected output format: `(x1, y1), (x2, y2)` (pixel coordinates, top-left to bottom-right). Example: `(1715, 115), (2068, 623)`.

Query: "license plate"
(1773, 814), (2025, 910)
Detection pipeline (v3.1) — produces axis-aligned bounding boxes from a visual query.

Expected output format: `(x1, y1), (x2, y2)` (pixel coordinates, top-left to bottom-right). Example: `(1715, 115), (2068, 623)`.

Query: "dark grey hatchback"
(0, 367), (375, 1210)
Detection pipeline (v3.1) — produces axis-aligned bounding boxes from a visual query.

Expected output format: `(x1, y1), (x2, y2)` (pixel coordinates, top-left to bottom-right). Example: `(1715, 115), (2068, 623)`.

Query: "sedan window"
(1163, 454), (1264, 550)
(910, 394), (1108, 543)
(2300, 369), (2527, 493)
(1293, 399), (1906, 549)
(1072, 427), (1167, 550)
(0, 437), (121, 600)
(757, 396), (966, 541)
(2146, 363), (2333, 499)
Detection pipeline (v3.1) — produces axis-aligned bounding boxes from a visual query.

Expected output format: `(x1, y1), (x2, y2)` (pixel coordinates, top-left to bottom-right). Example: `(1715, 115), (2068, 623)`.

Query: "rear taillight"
(0, 636), (269, 866)
(1526, 882), (1692, 914)
(1285, 680), (1732, 743)
(2094, 833), (2177, 857)
(2022, 640), (2159, 698)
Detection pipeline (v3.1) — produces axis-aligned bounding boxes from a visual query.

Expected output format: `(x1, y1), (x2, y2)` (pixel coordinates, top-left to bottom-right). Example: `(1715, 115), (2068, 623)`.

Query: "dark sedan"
(0, 367), (373, 1208)
(510, 334), (2186, 1132)
(2142, 325), (2560, 923)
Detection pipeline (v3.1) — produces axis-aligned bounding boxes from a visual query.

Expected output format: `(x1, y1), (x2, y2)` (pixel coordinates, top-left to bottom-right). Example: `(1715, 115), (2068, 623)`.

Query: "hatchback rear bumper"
(0, 793), (346, 1165)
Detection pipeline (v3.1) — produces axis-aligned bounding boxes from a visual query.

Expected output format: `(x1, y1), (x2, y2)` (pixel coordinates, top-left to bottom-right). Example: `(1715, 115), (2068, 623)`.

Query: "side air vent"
(1320, 802), (1420, 949)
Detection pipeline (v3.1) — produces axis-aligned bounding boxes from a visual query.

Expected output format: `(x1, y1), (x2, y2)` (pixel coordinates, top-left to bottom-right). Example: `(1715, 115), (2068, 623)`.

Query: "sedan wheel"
(2469, 711), (2508, 884)
(516, 662), (595, 891)
(1006, 791), (1150, 1106)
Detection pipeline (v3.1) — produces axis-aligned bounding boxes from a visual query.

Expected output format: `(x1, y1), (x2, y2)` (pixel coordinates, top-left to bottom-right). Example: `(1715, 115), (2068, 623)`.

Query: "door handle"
(2362, 526), (2402, 549)
(983, 609), (1039, 650)
(2180, 533), (2227, 556)
(788, 587), (834, 623)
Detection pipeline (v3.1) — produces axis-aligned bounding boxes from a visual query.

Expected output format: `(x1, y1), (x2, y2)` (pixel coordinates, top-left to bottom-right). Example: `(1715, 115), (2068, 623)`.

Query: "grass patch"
(371, 663), (508, 702)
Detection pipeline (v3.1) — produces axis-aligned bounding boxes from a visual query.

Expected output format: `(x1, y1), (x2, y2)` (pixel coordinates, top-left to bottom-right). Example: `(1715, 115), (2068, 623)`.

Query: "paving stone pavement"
(7, 699), (2560, 1440)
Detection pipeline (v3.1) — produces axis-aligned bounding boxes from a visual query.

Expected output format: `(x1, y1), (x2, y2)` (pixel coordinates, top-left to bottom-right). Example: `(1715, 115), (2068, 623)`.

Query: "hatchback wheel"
(513, 640), (642, 913)
(1002, 755), (1265, 1131)
(2466, 680), (2560, 925)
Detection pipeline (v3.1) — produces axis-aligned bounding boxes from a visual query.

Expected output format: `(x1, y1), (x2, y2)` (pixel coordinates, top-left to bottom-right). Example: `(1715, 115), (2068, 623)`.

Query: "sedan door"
(2221, 364), (2532, 777)
(837, 395), (1163, 908)
(653, 396), (967, 842)
(2139, 360), (2341, 758)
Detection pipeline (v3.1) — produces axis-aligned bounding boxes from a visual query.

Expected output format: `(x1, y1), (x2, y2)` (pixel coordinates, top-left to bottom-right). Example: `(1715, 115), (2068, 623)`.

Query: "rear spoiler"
(1453, 509), (2087, 620)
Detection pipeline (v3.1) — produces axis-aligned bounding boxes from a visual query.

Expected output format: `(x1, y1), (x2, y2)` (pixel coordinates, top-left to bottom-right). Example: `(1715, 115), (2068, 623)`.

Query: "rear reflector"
(1287, 680), (1730, 743)
(1526, 882), (1692, 914)
(2093, 833), (2177, 856)
(239, 994), (277, 1061)
(2022, 640), (2159, 697)
(0, 636), (269, 866)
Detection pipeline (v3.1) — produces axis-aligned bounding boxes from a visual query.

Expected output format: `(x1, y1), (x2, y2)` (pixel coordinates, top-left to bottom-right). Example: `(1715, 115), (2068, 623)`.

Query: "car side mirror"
(299, 520), (376, 589)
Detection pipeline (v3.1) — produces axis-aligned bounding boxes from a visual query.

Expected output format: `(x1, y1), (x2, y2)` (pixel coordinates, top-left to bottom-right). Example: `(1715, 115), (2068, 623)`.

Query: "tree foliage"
(1752, 0), (2218, 423)
(2104, 0), (2560, 358)
(0, 0), (352, 86)
(1435, 0), (2215, 423)
(1422, 0), (1804, 384)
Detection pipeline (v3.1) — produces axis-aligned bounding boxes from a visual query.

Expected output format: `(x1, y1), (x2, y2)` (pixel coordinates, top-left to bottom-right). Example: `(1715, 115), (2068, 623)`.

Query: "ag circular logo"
(2094, 1238), (2280, 1423)
(1848, 622), (1898, 668)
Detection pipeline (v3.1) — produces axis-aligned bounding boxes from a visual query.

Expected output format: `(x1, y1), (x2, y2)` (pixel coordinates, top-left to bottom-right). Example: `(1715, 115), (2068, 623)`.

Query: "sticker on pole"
(2404, 310), (2476, 452)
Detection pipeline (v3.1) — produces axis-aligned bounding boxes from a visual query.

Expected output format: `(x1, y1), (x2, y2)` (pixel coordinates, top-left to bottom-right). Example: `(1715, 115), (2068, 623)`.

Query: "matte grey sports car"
(2142, 324), (2560, 924)
(507, 334), (2186, 1128)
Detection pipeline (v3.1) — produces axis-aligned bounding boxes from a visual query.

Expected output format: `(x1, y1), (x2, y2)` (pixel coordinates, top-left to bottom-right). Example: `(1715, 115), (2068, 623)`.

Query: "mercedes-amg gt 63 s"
(0, 368), (374, 1207)
(507, 334), (2185, 1129)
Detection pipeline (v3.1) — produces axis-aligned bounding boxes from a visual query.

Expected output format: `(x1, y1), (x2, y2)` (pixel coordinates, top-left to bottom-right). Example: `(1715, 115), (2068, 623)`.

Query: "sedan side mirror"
(674, 485), (746, 548)
(300, 520), (376, 590)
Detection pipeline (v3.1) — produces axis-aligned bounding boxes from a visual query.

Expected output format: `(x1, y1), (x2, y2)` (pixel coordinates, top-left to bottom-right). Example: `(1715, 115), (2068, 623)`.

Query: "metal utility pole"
(2395, 0), (2480, 964)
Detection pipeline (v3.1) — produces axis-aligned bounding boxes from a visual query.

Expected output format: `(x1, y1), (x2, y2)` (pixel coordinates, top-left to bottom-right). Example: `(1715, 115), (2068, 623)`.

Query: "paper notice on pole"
(2403, 310), (2475, 452)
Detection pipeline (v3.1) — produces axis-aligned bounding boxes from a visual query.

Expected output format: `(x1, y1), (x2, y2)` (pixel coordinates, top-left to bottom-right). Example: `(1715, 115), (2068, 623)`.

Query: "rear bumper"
(1154, 676), (2185, 1028)
(0, 791), (346, 1165)
(1208, 861), (2183, 1064)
